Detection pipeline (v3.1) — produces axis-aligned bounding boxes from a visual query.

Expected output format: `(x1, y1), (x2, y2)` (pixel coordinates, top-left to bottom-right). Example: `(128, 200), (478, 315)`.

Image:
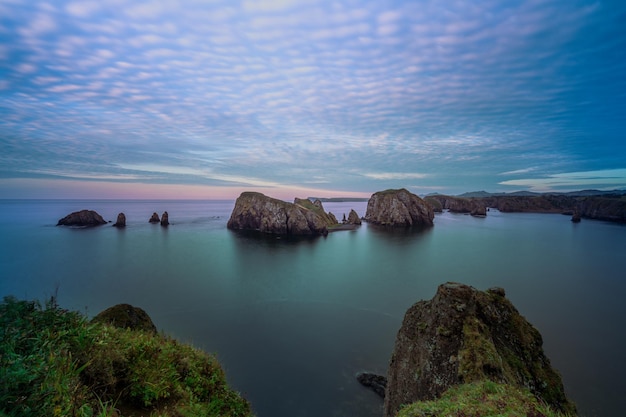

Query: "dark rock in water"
(571, 212), (581, 223)
(357, 372), (387, 398)
(347, 209), (362, 225)
(92, 303), (157, 333)
(57, 210), (107, 227)
(160, 211), (169, 226)
(471, 205), (487, 217)
(364, 189), (434, 228)
(149, 212), (160, 223)
(227, 192), (337, 236)
(113, 212), (126, 227)
(383, 282), (576, 417)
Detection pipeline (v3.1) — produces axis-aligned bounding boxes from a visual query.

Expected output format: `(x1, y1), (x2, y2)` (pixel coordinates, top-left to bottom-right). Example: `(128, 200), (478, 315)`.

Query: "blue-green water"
(1, 199), (625, 417)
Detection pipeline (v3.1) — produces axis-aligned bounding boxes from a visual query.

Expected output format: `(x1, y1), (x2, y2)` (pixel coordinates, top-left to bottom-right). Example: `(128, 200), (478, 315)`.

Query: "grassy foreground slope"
(398, 380), (574, 417)
(0, 297), (251, 417)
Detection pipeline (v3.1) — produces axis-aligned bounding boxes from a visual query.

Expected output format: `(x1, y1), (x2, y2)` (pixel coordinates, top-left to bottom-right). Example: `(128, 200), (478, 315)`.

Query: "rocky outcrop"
(384, 282), (575, 417)
(347, 209), (362, 225)
(575, 196), (626, 223)
(57, 210), (107, 227)
(227, 192), (338, 236)
(426, 195), (487, 216)
(92, 303), (157, 333)
(364, 189), (434, 228)
(160, 211), (169, 226)
(149, 212), (160, 223)
(113, 213), (126, 227)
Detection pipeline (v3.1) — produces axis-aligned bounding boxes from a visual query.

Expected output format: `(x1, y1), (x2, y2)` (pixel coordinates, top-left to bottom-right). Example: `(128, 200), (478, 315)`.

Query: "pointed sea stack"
(160, 211), (169, 226)
(149, 212), (160, 223)
(113, 212), (126, 227)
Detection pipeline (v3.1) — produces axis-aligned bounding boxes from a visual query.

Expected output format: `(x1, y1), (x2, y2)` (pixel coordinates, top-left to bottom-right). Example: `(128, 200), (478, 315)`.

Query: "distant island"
(307, 197), (370, 202)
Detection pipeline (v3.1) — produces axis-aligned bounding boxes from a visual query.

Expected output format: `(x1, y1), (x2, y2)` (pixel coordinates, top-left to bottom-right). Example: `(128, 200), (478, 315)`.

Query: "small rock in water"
(113, 212), (126, 227)
(356, 372), (387, 398)
(161, 211), (169, 226)
(149, 212), (160, 223)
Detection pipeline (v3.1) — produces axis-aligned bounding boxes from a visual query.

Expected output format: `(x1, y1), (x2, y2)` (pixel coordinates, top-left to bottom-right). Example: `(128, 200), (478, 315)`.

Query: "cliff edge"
(384, 282), (576, 417)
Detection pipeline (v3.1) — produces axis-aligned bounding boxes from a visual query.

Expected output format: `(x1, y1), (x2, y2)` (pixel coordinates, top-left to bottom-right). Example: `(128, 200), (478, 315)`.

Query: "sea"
(1, 199), (625, 417)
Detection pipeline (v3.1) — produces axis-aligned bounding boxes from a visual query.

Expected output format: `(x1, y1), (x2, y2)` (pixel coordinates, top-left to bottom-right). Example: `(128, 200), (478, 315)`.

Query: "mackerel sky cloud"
(1, 0), (625, 199)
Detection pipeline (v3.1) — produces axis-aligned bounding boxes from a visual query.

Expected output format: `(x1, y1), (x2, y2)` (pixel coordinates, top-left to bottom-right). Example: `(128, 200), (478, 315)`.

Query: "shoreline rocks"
(364, 188), (434, 228)
(57, 210), (107, 227)
(383, 282), (576, 417)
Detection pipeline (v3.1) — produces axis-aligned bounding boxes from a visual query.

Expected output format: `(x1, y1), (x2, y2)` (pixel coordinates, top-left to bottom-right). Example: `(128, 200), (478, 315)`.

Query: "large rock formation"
(113, 212), (126, 227)
(160, 211), (169, 226)
(92, 303), (157, 333)
(425, 195), (487, 216)
(57, 210), (107, 227)
(364, 189), (434, 228)
(384, 282), (575, 417)
(227, 192), (338, 236)
(149, 212), (160, 223)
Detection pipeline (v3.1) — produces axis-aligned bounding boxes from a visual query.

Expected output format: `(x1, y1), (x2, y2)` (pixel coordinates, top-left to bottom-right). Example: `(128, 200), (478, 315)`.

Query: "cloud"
(362, 172), (429, 180)
(0, 0), (624, 198)
(499, 169), (626, 191)
(65, 1), (101, 18)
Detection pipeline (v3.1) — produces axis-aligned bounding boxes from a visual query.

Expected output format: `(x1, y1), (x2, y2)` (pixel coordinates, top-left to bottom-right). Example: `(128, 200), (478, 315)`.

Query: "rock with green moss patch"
(92, 303), (157, 333)
(384, 282), (576, 417)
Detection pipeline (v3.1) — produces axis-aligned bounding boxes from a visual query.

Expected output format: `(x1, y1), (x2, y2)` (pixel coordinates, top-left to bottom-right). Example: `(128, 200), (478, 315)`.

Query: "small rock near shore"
(92, 304), (157, 333)
(357, 372), (387, 398)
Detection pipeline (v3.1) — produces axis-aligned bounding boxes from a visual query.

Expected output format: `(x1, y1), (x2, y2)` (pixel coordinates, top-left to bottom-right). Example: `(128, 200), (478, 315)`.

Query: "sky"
(1, 0), (625, 200)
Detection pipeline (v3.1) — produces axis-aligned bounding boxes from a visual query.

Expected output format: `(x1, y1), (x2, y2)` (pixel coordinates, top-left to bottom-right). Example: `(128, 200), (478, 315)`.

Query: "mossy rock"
(92, 303), (157, 333)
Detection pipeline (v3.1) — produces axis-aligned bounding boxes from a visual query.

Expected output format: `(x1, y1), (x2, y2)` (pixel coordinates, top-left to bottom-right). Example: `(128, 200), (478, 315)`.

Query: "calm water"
(1, 199), (625, 417)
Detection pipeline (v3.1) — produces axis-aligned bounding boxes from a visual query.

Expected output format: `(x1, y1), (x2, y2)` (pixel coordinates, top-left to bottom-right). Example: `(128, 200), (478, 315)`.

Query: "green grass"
(0, 296), (252, 417)
(397, 380), (574, 417)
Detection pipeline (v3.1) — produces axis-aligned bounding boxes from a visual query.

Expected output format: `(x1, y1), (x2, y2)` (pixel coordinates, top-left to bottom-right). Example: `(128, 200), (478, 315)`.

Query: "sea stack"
(227, 192), (335, 236)
(149, 212), (160, 223)
(364, 188), (434, 228)
(347, 209), (362, 225)
(160, 211), (169, 226)
(113, 213), (126, 227)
